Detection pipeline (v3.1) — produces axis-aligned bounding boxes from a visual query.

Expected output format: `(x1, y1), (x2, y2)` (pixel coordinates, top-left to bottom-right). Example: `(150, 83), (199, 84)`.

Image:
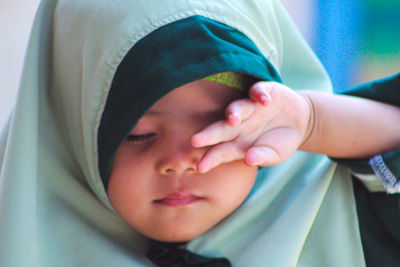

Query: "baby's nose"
(156, 138), (203, 177)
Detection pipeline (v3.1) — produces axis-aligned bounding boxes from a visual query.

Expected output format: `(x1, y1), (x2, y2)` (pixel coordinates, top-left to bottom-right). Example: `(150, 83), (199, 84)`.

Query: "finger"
(244, 146), (280, 166)
(191, 120), (240, 148)
(197, 142), (245, 173)
(244, 128), (300, 166)
(227, 112), (241, 127)
(249, 82), (273, 106)
(225, 99), (255, 127)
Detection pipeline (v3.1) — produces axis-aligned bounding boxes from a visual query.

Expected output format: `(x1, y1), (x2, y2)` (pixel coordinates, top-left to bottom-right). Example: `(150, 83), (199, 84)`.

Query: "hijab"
(0, 0), (365, 266)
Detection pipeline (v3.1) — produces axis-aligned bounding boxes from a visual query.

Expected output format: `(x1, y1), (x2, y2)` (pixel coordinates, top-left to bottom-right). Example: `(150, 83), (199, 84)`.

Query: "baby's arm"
(299, 89), (400, 158)
(192, 81), (400, 173)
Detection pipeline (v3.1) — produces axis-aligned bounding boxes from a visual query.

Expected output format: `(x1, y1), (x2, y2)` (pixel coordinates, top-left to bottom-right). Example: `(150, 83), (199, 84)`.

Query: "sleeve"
(333, 73), (400, 193)
(352, 178), (400, 266)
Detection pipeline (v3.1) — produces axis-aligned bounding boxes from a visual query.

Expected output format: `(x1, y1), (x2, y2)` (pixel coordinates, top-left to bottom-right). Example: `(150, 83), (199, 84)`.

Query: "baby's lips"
(153, 191), (205, 206)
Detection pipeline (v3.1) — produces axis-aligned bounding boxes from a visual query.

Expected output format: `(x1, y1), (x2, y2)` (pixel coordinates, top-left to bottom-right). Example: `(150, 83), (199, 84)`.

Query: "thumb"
(244, 128), (300, 166)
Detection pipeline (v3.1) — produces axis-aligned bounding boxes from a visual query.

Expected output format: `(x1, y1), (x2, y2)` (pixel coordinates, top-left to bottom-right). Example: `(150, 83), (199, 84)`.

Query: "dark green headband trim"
(98, 15), (282, 188)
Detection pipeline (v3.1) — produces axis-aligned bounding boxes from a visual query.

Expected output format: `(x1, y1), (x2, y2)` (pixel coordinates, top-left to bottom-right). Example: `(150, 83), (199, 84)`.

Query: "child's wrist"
(298, 91), (316, 149)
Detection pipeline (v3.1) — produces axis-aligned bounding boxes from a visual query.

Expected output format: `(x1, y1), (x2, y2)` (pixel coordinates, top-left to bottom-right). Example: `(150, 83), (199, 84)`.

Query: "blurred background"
(1, 0), (399, 127)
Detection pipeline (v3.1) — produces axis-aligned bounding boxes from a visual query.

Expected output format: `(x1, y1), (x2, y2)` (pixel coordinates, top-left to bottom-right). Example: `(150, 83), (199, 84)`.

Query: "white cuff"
(368, 155), (400, 194)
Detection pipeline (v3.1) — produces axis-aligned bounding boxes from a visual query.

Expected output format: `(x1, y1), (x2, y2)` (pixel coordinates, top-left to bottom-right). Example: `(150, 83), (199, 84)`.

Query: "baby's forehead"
(146, 79), (246, 116)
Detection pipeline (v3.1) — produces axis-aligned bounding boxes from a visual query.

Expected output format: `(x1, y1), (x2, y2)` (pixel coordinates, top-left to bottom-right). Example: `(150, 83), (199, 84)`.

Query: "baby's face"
(108, 80), (258, 242)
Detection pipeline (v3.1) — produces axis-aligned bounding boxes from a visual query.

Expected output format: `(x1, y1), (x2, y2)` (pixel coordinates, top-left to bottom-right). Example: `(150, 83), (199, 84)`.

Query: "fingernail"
(260, 95), (268, 105)
(231, 112), (240, 118)
(229, 112), (240, 126)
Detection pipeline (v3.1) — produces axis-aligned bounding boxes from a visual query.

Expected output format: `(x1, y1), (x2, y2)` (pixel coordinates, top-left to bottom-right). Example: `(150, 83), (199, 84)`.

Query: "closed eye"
(126, 133), (156, 145)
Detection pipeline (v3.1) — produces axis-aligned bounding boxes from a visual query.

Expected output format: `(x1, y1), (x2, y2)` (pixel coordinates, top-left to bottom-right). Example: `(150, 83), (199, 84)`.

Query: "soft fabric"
(352, 178), (400, 267)
(332, 73), (400, 267)
(147, 241), (232, 267)
(334, 73), (400, 193)
(0, 0), (366, 266)
(203, 72), (255, 91)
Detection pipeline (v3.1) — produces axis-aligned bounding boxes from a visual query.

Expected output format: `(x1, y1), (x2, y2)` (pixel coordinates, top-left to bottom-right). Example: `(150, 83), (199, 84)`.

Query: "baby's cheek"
(107, 173), (152, 228)
(213, 161), (258, 207)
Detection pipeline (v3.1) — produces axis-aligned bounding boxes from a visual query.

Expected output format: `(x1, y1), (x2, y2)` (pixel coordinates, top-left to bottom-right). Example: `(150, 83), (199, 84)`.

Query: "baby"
(2, 0), (399, 266)
(107, 72), (400, 244)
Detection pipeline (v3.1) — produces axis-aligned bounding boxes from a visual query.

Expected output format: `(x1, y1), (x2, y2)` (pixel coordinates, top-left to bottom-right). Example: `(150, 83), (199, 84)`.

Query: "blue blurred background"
(312, 0), (400, 92)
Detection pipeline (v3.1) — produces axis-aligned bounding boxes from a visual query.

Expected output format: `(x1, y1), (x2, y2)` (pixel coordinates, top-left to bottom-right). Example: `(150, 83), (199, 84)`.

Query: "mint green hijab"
(0, 0), (365, 266)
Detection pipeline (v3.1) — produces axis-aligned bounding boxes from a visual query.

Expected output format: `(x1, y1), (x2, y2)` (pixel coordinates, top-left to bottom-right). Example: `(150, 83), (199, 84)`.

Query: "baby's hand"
(191, 82), (313, 173)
